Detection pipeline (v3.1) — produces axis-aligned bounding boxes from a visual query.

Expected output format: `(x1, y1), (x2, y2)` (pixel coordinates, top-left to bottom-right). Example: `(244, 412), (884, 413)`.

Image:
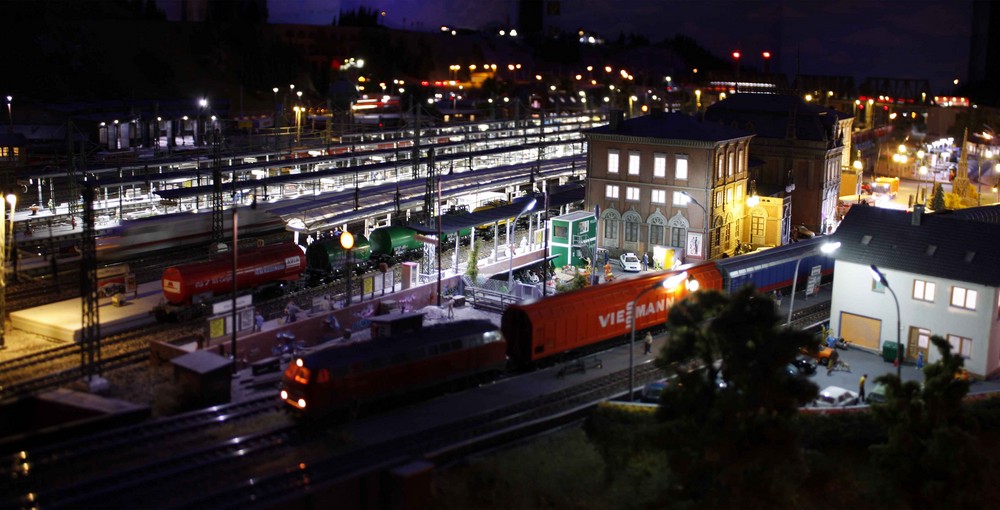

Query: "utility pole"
(80, 178), (103, 390)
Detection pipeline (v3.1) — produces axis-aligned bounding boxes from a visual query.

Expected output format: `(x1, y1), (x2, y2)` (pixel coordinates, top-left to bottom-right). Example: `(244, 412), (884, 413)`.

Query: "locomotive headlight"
(295, 358), (304, 367)
(297, 398), (307, 409)
(280, 390), (288, 400)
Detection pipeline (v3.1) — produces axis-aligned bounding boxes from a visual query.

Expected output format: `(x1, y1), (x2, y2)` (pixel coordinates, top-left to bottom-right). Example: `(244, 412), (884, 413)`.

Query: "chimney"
(912, 203), (924, 226)
(609, 110), (624, 131)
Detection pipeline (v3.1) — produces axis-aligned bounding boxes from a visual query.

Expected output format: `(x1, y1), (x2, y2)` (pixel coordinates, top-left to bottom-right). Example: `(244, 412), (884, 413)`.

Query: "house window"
(716, 154), (724, 179)
(608, 149), (619, 174)
(738, 149), (744, 174)
(727, 152), (734, 177)
(751, 215), (764, 238)
(912, 280), (936, 302)
(651, 189), (666, 204)
(626, 187), (640, 201)
(649, 224), (664, 245)
(950, 286), (977, 310)
(653, 153), (666, 178)
(872, 279), (886, 294)
(628, 151), (640, 175)
(625, 221), (639, 242)
(673, 192), (690, 207)
(670, 226), (686, 247)
(604, 218), (619, 239)
(947, 334), (973, 358)
(605, 185), (619, 199)
(675, 155), (688, 180)
(725, 188), (733, 205)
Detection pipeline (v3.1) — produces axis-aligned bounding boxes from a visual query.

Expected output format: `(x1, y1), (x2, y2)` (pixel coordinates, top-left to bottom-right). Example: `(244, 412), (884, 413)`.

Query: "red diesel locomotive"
(501, 263), (723, 368)
(280, 320), (505, 416)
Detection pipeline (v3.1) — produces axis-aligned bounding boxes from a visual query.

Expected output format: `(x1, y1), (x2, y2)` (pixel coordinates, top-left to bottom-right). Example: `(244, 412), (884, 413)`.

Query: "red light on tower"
(762, 51), (771, 59)
(732, 51), (741, 60)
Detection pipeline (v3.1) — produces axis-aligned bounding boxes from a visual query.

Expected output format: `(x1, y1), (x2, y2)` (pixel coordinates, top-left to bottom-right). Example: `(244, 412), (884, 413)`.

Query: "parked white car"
(811, 386), (860, 408)
(620, 252), (641, 272)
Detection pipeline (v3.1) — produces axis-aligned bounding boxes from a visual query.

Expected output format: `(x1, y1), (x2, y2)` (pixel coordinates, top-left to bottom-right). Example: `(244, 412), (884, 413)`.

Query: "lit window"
(605, 185), (619, 199)
(912, 280), (935, 302)
(675, 155), (688, 180)
(608, 149), (619, 173)
(673, 191), (690, 207)
(628, 151), (640, 175)
(717, 154), (724, 179)
(951, 286), (977, 310)
(626, 187), (640, 201)
(727, 152), (734, 176)
(653, 153), (666, 178)
(726, 188), (733, 205)
(651, 189), (666, 204)
(947, 334), (973, 358)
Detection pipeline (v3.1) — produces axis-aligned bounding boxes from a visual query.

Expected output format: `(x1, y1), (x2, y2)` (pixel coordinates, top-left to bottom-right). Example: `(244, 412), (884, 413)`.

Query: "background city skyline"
(156, 0), (976, 93)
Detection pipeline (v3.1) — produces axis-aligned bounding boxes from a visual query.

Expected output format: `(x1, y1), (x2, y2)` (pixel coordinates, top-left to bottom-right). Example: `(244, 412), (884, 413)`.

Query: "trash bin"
(882, 341), (904, 363)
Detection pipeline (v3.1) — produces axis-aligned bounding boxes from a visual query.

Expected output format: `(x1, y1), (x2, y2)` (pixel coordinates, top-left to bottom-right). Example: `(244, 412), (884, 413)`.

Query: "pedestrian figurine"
(644, 332), (653, 355)
(827, 351), (840, 376)
(446, 297), (455, 319)
(917, 351), (924, 370)
(641, 253), (649, 271)
(859, 373), (867, 401)
(325, 313), (340, 334)
(603, 250), (610, 265)
(284, 301), (300, 323)
(253, 311), (264, 332)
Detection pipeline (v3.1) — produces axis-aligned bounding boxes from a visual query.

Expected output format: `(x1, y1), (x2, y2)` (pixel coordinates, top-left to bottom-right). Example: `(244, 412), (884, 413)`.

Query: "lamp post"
(230, 203), (238, 372)
(507, 198), (537, 293)
(785, 241), (840, 327)
(341, 231), (354, 305)
(628, 271), (690, 401)
(680, 191), (708, 259)
(870, 265), (902, 380)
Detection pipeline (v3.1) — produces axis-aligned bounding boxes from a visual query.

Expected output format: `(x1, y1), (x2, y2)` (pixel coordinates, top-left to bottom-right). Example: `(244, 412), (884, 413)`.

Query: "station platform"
(10, 281), (162, 342)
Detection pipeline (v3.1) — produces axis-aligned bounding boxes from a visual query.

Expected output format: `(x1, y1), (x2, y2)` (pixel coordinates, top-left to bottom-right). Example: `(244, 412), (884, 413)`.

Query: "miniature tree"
(930, 183), (946, 211)
(465, 241), (480, 284)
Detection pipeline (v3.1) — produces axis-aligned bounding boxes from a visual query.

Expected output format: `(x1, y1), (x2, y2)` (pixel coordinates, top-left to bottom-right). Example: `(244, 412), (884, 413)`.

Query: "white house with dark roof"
(828, 205), (1000, 378)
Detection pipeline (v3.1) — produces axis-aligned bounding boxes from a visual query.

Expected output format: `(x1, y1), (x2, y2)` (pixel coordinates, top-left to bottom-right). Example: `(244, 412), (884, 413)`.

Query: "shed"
(171, 350), (233, 407)
(370, 311), (426, 339)
(549, 210), (596, 268)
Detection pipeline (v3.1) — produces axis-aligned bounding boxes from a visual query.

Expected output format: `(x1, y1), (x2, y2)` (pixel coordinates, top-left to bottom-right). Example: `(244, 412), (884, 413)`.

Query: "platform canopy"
(405, 182), (585, 236)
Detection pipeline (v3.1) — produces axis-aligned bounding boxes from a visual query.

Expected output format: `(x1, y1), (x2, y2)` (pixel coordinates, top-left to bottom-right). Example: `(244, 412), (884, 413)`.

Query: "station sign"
(212, 294), (254, 315)
(97, 264), (129, 279)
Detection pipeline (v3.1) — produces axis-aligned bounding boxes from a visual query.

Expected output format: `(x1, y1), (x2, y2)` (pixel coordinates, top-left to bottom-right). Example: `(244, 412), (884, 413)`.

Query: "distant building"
(829, 205), (1000, 378)
(584, 110), (757, 266)
(705, 94), (854, 236)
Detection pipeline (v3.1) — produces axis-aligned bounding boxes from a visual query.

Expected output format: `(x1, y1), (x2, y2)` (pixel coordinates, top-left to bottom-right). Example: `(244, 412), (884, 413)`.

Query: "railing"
(464, 285), (523, 312)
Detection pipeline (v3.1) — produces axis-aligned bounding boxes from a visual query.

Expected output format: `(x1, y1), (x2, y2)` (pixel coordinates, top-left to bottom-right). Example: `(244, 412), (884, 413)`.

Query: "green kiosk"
(549, 210), (597, 269)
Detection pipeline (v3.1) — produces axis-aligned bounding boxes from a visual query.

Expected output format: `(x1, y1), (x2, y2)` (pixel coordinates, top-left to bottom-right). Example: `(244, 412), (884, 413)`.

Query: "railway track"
(0, 323), (200, 400)
(4, 360), (662, 509)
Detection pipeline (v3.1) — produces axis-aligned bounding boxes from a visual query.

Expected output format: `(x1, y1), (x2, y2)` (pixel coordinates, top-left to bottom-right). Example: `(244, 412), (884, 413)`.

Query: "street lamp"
(870, 265), (902, 380)
(681, 191), (708, 259)
(785, 241), (840, 327)
(507, 198), (537, 293)
(341, 231), (354, 305)
(628, 271), (691, 400)
(0, 194), (15, 349)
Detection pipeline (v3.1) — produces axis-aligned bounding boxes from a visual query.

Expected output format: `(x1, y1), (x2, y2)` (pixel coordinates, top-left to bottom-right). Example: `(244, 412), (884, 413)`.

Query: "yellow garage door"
(839, 312), (881, 351)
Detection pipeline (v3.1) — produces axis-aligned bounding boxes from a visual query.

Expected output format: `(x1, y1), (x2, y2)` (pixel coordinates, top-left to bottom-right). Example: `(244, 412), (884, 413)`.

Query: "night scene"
(3, 0), (1000, 508)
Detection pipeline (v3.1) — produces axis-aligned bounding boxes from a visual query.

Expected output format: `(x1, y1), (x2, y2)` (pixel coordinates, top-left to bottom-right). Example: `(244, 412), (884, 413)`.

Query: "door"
(907, 327), (931, 362)
(838, 311), (881, 350)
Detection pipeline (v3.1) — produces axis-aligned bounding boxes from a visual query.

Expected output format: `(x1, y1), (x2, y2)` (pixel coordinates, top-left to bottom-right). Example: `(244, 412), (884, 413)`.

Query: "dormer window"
(964, 251), (976, 263)
(861, 234), (872, 245)
(926, 245), (937, 256)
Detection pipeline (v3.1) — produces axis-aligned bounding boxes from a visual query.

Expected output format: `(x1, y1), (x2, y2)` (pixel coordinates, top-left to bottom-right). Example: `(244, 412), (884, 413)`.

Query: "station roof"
(405, 182), (585, 235)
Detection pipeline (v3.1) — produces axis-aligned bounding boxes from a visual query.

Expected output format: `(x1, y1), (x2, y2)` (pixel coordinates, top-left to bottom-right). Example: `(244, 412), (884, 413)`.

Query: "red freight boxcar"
(501, 263), (724, 368)
(161, 243), (305, 305)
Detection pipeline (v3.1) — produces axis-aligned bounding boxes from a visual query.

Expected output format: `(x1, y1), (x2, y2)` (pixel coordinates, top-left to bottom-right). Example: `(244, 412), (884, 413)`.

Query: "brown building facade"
(584, 111), (755, 266)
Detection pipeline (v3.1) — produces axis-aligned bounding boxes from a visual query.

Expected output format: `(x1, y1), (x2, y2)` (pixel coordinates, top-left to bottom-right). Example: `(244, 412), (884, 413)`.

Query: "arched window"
(622, 210), (642, 243)
(647, 209), (667, 246)
(668, 212), (689, 248)
(602, 207), (621, 248)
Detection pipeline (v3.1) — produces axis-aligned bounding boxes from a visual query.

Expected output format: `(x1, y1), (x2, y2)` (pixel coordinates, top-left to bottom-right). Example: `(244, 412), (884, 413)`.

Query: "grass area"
(432, 403), (1000, 510)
